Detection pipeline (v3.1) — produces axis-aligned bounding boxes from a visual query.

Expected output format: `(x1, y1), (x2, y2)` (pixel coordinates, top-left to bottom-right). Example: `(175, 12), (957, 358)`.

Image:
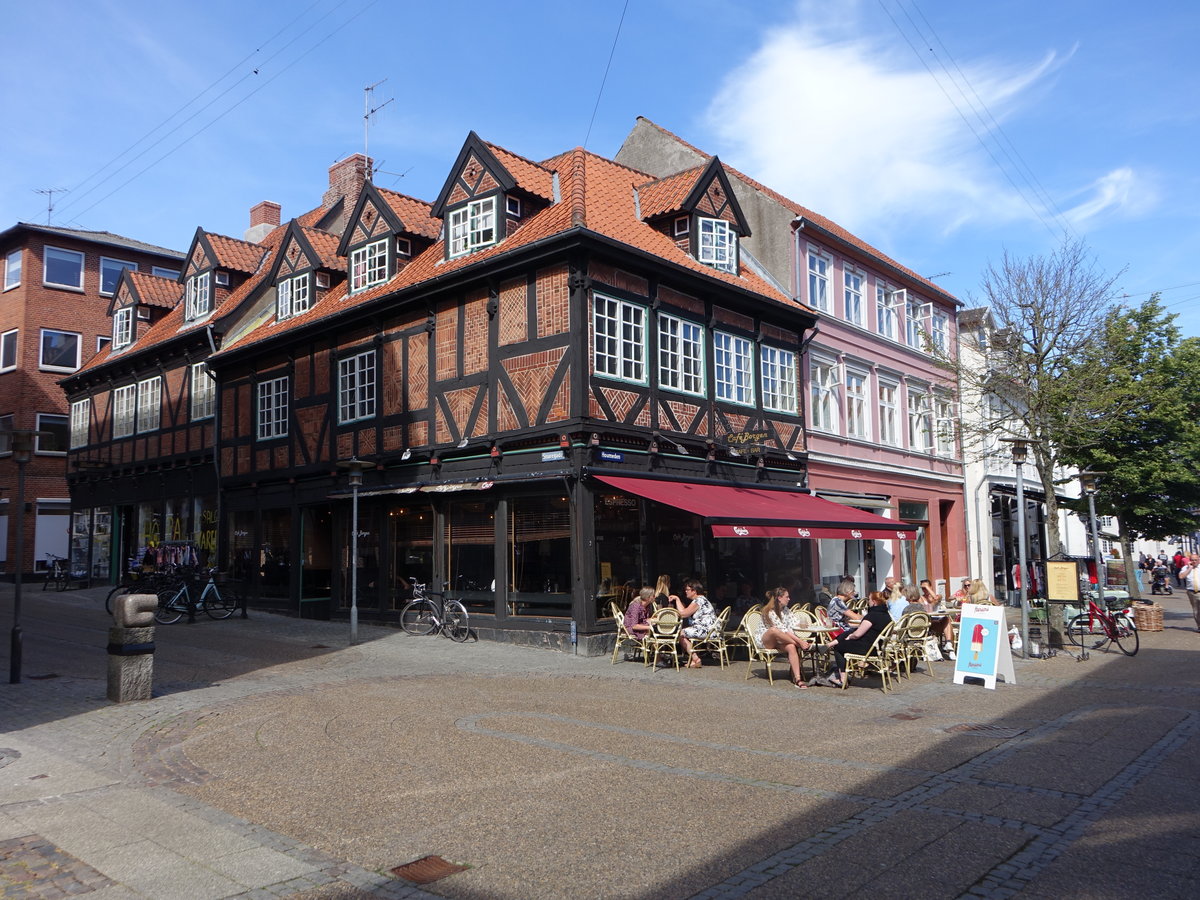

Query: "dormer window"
(112, 306), (134, 349)
(185, 272), (211, 321)
(698, 217), (736, 274)
(277, 273), (311, 320)
(674, 216), (690, 237)
(396, 237), (412, 258)
(349, 239), (387, 294)
(448, 196), (496, 258)
(506, 196), (522, 217)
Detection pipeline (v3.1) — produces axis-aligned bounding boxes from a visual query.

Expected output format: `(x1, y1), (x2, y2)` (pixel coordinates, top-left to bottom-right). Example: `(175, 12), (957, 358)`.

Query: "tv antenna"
(33, 188), (69, 224)
(363, 79), (394, 180)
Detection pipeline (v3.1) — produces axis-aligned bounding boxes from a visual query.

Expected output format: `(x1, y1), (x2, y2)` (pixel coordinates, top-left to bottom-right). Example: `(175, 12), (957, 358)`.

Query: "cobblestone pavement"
(2, 584), (1199, 899)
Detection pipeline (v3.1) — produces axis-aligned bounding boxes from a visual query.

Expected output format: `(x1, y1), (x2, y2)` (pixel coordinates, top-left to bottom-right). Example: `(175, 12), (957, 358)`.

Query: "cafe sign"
(725, 430), (770, 451)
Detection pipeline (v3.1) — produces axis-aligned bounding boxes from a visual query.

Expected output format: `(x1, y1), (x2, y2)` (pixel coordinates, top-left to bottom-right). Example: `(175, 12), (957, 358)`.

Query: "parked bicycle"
(1066, 595), (1139, 656)
(154, 570), (241, 624)
(399, 581), (470, 642)
(43, 554), (70, 592)
(106, 569), (181, 614)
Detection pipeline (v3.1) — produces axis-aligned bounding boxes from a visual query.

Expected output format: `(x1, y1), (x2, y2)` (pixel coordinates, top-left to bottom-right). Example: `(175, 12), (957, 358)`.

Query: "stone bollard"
(107, 593), (158, 703)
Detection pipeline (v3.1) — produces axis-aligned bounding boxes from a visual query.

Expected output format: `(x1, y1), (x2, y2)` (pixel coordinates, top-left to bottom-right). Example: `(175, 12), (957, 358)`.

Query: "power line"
(65, 0), (378, 226)
(583, 0), (630, 150)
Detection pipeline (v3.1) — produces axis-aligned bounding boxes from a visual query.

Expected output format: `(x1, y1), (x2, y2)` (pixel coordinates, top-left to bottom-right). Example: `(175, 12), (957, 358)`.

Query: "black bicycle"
(42, 554), (70, 592)
(106, 568), (182, 614)
(399, 582), (470, 642)
(154, 570), (240, 624)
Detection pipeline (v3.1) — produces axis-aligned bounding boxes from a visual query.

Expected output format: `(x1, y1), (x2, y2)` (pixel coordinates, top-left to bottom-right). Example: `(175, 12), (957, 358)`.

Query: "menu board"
(1045, 561), (1080, 602)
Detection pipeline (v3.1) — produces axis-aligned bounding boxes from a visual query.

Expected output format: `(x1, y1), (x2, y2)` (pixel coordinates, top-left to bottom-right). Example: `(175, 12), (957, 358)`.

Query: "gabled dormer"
(430, 131), (555, 261)
(180, 229), (267, 324)
(271, 222), (344, 320)
(637, 156), (750, 275)
(336, 182), (410, 295)
(106, 269), (179, 351)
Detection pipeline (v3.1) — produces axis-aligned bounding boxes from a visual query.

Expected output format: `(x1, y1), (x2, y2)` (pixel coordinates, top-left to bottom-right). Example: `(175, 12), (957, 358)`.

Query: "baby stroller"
(1151, 565), (1173, 595)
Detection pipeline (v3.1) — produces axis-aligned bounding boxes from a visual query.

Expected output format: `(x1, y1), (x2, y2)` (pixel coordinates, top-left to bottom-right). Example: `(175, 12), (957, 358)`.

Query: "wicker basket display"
(1133, 604), (1164, 632)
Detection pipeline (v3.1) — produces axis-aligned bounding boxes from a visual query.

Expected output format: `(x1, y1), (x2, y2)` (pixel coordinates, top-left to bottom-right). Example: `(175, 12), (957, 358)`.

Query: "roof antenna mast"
(33, 188), (68, 225)
(363, 79), (394, 182)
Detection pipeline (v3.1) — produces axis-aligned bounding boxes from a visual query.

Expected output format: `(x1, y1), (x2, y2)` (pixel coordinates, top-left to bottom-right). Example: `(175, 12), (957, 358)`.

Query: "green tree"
(1061, 297), (1200, 594)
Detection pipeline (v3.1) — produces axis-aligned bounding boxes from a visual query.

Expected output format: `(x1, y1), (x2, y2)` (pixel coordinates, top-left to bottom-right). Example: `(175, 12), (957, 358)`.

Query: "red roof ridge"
(569, 148), (587, 227)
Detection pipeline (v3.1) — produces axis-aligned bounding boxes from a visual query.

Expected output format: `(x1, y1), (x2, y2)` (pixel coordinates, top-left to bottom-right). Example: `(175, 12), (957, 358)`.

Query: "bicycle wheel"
(1066, 614), (1110, 651)
(55, 567), (70, 592)
(203, 585), (237, 620)
(154, 589), (185, 625)
(105, 584), (132, 615)
(400, 599), (438, 635)
(443, 599), (470, 642)
(1110, 614), (1140, 656)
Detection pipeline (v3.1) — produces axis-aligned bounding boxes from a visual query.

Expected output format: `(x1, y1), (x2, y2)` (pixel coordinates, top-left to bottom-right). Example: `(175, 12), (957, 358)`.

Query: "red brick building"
(63, 137), (912, 653)
(0, 224), (182, 579)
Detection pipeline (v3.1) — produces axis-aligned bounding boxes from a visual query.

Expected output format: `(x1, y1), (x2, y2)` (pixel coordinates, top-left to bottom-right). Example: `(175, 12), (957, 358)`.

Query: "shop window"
(594, 492), (644, 611)
(445, 499), (496, 615)
(508, 495), (571, 616)
(389, 503), (433, 609)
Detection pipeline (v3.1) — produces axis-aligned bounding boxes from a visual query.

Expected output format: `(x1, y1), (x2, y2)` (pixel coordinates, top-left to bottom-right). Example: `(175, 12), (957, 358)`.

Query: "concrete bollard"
(107, 593), (158, 703)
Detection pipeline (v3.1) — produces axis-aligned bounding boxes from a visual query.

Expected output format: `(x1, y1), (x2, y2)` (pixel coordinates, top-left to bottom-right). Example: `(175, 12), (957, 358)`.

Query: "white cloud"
(703, 13), (1070, 239)
(1062, 167), (1156, 226)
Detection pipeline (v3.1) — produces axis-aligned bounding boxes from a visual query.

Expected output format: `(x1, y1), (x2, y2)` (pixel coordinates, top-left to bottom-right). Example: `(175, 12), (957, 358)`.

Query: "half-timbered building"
(65, 136), (914, 654)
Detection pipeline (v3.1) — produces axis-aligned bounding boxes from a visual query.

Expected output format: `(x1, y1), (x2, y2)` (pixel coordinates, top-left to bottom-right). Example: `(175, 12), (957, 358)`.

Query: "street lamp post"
(1079, 471), (1106, 662)
(7, 429), (39, 684)
(337, 458), (367, 645)
(1002, 438), (1032, 659)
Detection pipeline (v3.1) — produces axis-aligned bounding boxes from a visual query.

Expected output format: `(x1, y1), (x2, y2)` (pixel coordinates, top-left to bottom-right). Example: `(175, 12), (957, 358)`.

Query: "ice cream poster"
(952, 603), (1016, 689)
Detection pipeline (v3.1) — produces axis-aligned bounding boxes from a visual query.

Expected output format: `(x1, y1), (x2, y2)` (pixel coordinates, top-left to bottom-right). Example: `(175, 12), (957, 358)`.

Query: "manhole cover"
(391, 855), (468, 884)
(944, 723), (1025, 739)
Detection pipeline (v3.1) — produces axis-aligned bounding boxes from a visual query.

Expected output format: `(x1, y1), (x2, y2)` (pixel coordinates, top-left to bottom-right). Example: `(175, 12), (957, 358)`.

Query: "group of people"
(622, 575), (720, 669)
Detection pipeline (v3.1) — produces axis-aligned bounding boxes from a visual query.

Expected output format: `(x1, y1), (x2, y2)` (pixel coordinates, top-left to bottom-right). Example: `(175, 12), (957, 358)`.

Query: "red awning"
(594, 475), (915, 540)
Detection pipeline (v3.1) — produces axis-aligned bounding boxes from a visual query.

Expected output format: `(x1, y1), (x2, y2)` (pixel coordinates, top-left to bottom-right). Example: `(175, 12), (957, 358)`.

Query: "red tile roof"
(206, 232), (267, 274)
(127, 271), (180, 310)
(631, 117), (957, 302)
(375, 188), (440, 241)
(484, 142), (555, 201)
(299, 226), (343, 269)
(219, 139), (801, 356)
(636, 166), (706, 220)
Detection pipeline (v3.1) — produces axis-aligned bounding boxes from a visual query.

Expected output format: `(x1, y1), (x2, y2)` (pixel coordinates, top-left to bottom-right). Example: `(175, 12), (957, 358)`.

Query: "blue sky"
(3, 0), (1197, 337)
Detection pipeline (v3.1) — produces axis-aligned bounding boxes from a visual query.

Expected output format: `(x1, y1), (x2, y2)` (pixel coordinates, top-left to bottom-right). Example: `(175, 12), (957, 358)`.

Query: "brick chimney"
(244, 200), (281, 244)
(323, 153), (371, 210)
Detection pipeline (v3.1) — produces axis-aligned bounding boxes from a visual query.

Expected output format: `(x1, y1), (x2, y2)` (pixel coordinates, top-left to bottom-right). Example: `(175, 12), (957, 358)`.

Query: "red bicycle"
(1066, 596), (1139, 656)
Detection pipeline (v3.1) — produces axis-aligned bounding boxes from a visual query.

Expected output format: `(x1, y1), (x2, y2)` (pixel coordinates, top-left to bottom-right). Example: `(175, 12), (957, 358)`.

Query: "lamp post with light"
(337, 458), (368, 644)
(1079, 470), (1106, 661)
(7, 429), (42, 684)
(1001, 437), (1032, 659)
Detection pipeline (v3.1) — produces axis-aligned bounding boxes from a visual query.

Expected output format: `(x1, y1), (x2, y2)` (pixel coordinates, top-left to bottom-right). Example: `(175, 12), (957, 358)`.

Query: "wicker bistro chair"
(687, 606), (731, 668)
(841, 621), (897, 693)
(892, 612), (934, 678)
(740, 611), (788, 685)
(785, 607), (823, 681)
(610, 602), (646, 665)
(644, 608), (683, 670)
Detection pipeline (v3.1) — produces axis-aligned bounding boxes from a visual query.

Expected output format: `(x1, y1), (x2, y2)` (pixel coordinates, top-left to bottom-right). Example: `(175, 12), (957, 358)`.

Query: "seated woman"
(753, 587), (812, 689)
(623, 587), (656, 649)
(817, 590), (892, 687)
(922, 579), (956, 649)
(653, 574), (677, 609)
(825, 578), (862, 633)
(966, 578), (1000, 605)
(675, 579), (719, 668)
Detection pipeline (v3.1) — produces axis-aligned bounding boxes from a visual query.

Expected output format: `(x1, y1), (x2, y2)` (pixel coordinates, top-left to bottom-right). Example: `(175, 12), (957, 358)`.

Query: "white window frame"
(35, 413), (68, 455)
(70, 399), (90, 449)
(39, 328), (81, 373)
(845, 370), (869, 439)
(905, 299), (926, 349)
(844, 268), (864, 326)
(808, 249), (831, 312)
(136, 376), (161, 434)
(96, 335), (111, 354)
(506, 196), (522, 217)
(761, 345), (797, 413)
(877, 284), (900, 340)
(349, 239), (388, 293)
(43, 246), (84, 290)
(276, 273), (311, 320)
(935, 395), (956, 457)
(714, 331), (755, 406)
(190, 363), (215, 421)
(99, 257), (137, 296)
(256, 376), (289, 440)
(112, 306), (134, 349)
(907, 386), (934, 453)
(448, 196), (497, 258)
(0, 329), (16, 372)
(673, 216), (690, 237)
(878, 380), (899, 445)
(657, 313), (704, 396)
(698, 217), (737, 273)
(593, 293), (646, 384)
(931, 311), (949, 353)
(152, 266), (180, 279)
(185, 272), (212, 321)
(4, 249), (21, 291)
(809, 357), (839, 432)
(338, 350), (377, 424)
(112, 384), (136, 439)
